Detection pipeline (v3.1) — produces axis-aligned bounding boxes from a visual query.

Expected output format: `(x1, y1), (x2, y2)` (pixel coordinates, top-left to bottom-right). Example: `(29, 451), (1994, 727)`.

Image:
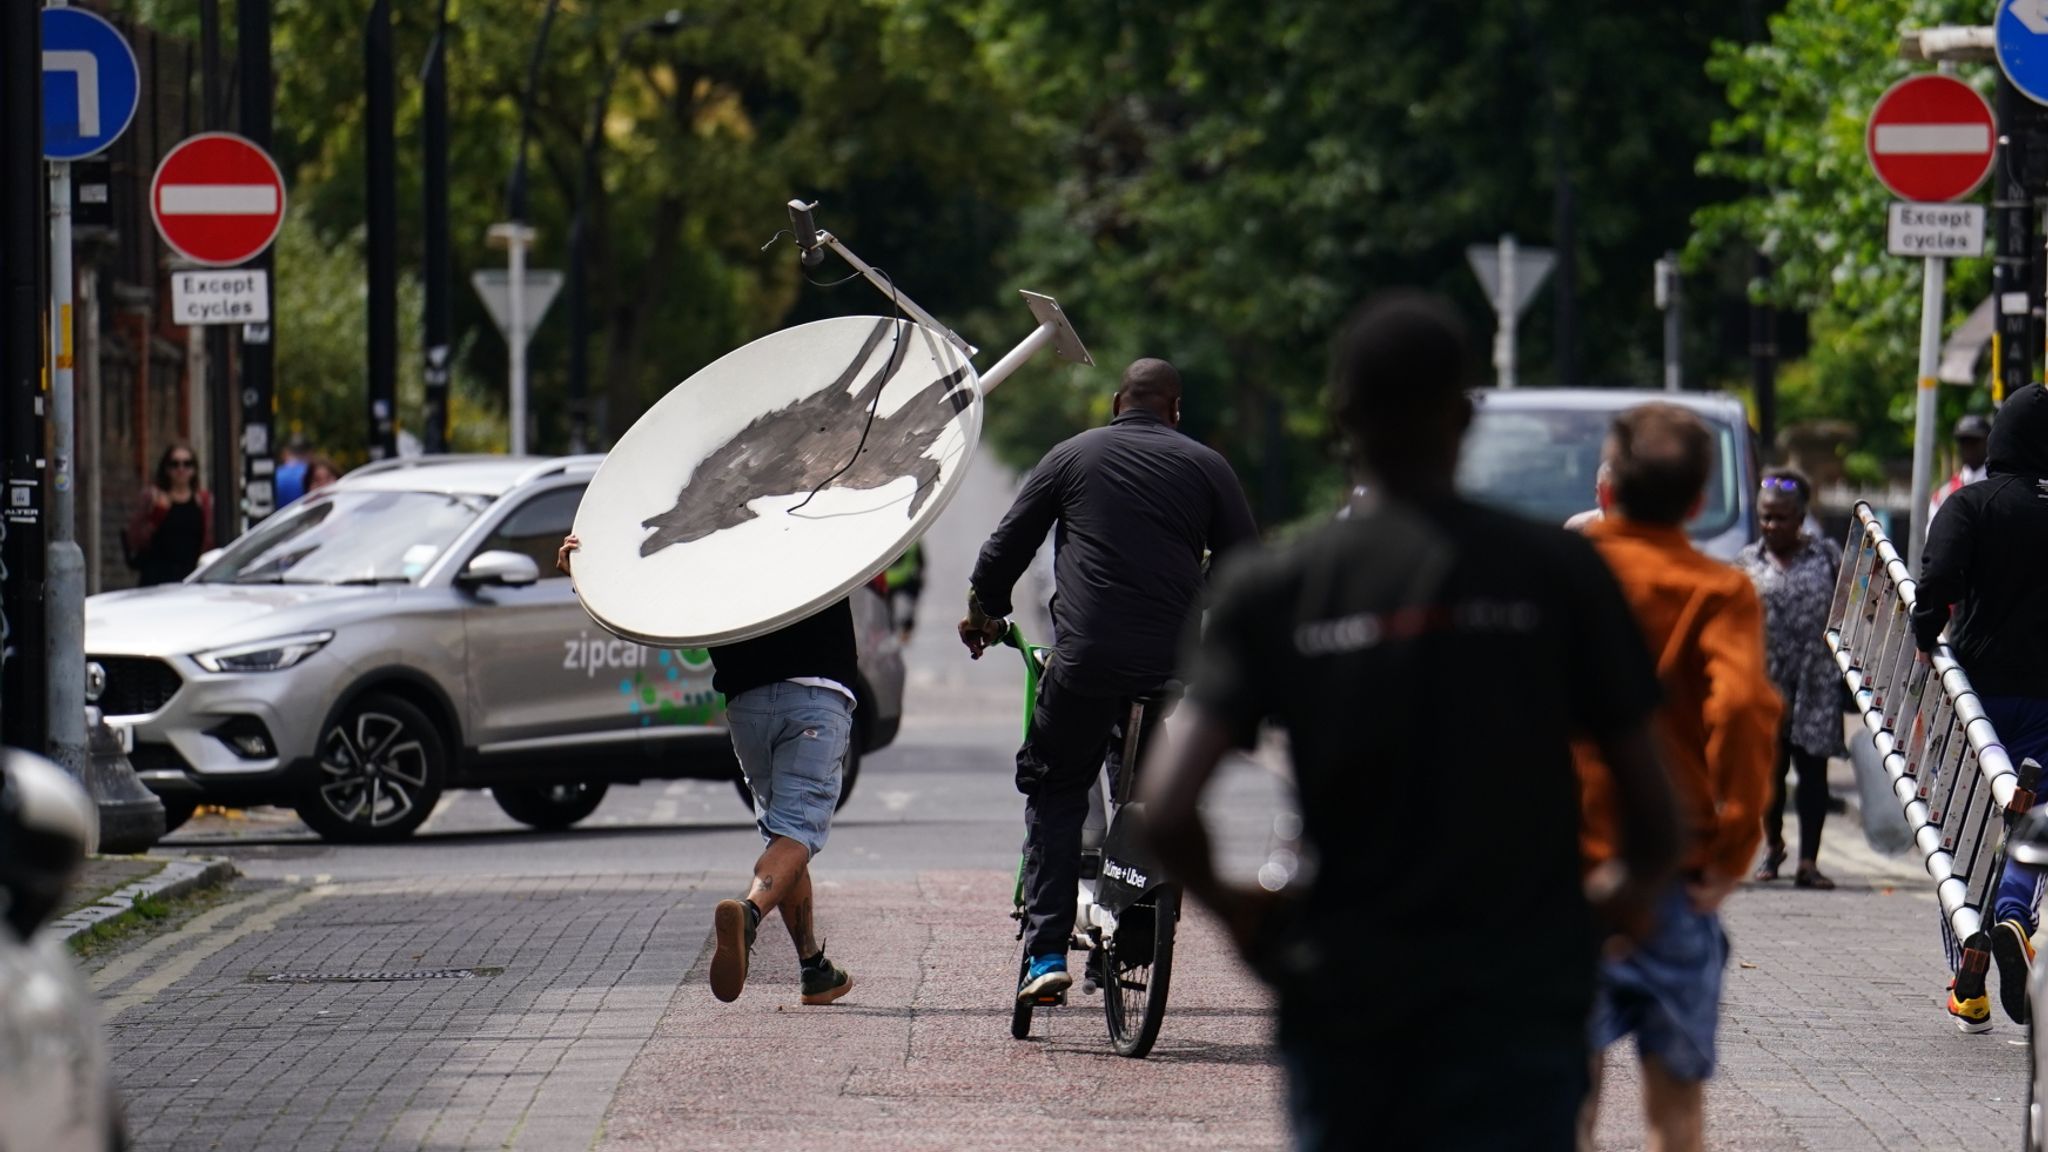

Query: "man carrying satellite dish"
(959, 358), (1259, 1002)
(557, 536), (857, 1008)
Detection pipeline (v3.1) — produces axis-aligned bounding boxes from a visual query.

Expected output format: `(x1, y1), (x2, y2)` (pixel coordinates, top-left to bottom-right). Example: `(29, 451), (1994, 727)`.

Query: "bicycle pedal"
(1033, 993), (1065, 1007)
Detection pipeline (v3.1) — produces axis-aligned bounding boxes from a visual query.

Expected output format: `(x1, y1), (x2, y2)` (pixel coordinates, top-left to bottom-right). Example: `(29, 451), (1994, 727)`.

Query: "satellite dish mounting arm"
(785, 199), (1092, 394)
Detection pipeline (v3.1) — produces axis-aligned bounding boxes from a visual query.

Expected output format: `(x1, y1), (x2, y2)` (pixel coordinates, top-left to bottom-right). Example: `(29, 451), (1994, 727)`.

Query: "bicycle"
(998, 622), (1180, 1058)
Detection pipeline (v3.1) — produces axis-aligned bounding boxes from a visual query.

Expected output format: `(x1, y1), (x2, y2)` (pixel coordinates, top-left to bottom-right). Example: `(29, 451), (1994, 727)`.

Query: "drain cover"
(260, 966), (500, 984)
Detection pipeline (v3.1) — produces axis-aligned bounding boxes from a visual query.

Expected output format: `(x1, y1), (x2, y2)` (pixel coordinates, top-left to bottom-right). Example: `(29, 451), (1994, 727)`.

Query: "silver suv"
(83, 455), (904, 843)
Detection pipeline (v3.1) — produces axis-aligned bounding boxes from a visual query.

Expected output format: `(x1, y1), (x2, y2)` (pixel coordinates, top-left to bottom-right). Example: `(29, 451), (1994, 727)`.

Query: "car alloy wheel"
(295, 692), (445, 843)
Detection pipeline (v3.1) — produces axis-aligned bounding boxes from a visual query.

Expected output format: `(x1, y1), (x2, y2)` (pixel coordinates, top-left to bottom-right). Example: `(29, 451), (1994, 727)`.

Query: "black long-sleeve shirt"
(1912, 383), (2048, 699)
(970, 409), (1257, 697)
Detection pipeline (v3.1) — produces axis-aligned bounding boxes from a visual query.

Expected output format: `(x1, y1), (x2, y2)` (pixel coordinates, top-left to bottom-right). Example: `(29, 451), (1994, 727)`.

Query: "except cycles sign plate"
(150, 133), (287, 267)
(1865, 74), (1997, 204)
(1887, 203), (1986, 258)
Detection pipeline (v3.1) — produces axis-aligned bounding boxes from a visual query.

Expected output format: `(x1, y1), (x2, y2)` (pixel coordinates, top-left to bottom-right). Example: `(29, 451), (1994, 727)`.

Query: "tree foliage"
(154, 0), (1930, 521)
(1692, 0), (1994, 473)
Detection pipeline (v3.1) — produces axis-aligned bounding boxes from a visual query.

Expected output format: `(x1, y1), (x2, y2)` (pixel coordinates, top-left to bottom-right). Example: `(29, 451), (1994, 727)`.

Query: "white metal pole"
(48, 163), (73, 544)
(1498, 234), (1518, 389)
(508, 230), (528, 455)
(46, 154), (88, 791)
(977, 321), (1056, 396)
(1908, 254), (1945, 574)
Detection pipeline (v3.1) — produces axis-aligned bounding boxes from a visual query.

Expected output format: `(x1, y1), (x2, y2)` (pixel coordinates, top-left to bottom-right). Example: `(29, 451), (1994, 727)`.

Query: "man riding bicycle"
(959, 357), (1257, 1003)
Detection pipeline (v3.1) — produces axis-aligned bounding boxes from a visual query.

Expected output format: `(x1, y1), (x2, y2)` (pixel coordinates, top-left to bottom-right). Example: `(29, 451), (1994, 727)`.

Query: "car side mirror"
(459, 550), (540, 588)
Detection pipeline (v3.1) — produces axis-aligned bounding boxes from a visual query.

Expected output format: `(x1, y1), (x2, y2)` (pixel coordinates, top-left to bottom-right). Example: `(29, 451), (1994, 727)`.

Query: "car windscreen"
(196, 490), (492, 585)
(1455, 405), (1741, 539)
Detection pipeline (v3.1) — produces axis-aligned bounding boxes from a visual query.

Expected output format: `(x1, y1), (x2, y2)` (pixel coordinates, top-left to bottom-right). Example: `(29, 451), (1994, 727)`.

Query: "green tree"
(1692, 0), (1994, 475)
(272, 208), (505, 464)
(963, 0), (1758, 522)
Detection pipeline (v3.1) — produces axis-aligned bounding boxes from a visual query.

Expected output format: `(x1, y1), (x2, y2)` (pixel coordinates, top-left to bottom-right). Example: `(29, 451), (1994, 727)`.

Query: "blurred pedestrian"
(1564, 461), (1614, 532)
(558, 535), (856, 1006)
(1914, 384), (2048, 1032)
(124, 443), (216, 587)
(1928, 412), (1990, 523)
(1142, 293), (1680, 1152)
(274, 433), (312, 506)
(306, 455), (342, 493)
(883, 540), (924, 643)
(1738, 468), (1843, 891)
(1575, 404), (1782, 1152)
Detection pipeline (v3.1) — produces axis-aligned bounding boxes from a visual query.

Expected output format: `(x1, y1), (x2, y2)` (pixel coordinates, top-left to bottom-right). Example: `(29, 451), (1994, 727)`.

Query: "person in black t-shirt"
(959, 357), (1258, 1003)
(558, 534), (855, 1007)
(1139, 294), (1681, 1152)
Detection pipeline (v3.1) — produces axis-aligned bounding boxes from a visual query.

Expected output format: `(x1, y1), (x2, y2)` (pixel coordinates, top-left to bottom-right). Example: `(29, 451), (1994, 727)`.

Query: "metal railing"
(1825, 502), (2027, 965)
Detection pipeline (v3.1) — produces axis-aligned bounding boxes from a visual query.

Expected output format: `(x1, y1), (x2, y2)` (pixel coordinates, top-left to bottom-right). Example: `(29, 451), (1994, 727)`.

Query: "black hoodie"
(1912, 383), (2048, 696)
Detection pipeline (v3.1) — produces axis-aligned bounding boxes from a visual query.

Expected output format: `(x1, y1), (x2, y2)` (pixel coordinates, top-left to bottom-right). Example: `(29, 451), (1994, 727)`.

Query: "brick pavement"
(1592, 839), (2030, 1151)
(599, 870), (1289, 1151)
(94, 872), (714, 1152)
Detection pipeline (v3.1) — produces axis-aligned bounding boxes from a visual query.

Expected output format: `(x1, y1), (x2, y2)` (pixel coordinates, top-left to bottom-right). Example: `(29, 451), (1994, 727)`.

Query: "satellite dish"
(572, 315), (982, 647)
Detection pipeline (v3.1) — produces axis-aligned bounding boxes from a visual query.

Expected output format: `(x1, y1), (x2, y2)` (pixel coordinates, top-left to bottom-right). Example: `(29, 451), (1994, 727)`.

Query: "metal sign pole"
(1909, 253), (1946, 574)
(1497, 234), (1518, 389)
(44, 153), (85, 783)
(508, 228), (528, 455)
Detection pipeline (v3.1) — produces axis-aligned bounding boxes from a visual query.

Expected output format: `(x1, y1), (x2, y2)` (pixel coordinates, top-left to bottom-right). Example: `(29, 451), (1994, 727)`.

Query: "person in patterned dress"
(1737, 468), (1843, 891)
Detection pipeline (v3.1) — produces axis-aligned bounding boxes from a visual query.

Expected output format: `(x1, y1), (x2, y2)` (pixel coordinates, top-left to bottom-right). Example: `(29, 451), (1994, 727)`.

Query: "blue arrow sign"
(41, 8), (140, 161)
(2000, 0), (2048, 107)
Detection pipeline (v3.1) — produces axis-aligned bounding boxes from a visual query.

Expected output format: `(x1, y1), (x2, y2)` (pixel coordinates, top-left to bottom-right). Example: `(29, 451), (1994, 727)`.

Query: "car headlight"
(193, 631), (334, 673)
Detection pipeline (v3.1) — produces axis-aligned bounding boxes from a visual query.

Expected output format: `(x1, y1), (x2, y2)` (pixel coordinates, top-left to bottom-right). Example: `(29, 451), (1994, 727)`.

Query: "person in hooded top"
(1913, 383), (2048, 1032)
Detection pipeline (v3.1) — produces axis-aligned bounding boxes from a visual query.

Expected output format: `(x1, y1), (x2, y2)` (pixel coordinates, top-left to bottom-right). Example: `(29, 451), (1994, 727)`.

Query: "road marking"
(663, 781), (690, 796)
(1872, 124), (1991, 155)
(418, 791), (458, 834)
(158, 184), (279, 214)
(94, 884), (335, 1017)
(651, 799), (679, 824)
(878, 790), (914, 812)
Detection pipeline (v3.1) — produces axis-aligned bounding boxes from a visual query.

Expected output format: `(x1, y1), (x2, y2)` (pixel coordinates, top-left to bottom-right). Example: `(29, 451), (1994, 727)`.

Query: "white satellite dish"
(572, 199), (1089, 648)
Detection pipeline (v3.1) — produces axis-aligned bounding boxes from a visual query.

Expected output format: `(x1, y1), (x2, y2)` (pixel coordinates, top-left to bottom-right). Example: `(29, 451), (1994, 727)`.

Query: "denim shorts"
(1589, 882), (1728, 1083)
(724, 682), (852, 858)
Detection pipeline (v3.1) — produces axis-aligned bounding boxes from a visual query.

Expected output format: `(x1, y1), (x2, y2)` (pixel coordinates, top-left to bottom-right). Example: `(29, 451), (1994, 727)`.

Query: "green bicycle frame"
(1004, 623), (1052, 910)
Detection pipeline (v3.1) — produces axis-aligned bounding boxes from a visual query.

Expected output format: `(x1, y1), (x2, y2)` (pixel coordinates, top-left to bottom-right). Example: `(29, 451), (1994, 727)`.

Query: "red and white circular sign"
(149, 132), (286, 266)
(1866, 75), (1996, 203)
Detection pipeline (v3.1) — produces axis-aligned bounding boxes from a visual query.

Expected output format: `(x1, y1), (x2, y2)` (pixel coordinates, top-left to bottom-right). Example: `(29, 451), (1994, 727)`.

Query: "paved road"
(111, 455), (1296, 1151)
(97, 451), (2035, 1151)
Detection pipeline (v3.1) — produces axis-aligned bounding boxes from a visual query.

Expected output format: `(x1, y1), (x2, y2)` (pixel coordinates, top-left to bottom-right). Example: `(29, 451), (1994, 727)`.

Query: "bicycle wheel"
(1010, 948), (1035, 1039)
(1102, 883), (1178, 1057)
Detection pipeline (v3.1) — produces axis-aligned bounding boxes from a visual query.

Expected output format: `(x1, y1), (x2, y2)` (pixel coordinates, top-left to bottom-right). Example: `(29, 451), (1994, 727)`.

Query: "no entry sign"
(150, 132), (286, 267)
(1866, 74), (1997, 203)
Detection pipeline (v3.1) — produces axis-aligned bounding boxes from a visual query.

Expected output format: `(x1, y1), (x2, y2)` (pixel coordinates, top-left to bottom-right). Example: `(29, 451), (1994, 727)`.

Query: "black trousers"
(1016, 674), (1163, 958)
(1766, 728), (1829, 863)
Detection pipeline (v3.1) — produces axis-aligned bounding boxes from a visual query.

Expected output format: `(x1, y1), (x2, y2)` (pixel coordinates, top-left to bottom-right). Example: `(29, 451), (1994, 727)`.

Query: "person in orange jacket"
(1574, 403), (1783, 1152)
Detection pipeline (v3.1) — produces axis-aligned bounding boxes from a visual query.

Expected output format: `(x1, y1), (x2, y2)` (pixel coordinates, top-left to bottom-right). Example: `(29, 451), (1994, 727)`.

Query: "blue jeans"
(1985, 695), (2048, 931)
(724, 682), (852, 858)
(1589, 883), (1728, 1083)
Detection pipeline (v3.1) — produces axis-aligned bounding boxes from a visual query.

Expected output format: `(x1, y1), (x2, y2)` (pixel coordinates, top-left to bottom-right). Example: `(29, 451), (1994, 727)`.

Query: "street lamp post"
(567, 10), (686, 454)
(494, 0), (561, 457)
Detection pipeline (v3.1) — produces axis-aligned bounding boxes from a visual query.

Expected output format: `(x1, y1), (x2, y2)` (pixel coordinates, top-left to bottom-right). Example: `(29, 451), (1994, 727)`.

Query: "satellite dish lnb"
(571, 200), (1091, 648)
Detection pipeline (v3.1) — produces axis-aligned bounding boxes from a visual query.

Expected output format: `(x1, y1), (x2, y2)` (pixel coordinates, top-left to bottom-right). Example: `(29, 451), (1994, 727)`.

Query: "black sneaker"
(800, 955), (854, 1005)
(710, 899), (756, 1003)
(1993, 918), (2036, 1025)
